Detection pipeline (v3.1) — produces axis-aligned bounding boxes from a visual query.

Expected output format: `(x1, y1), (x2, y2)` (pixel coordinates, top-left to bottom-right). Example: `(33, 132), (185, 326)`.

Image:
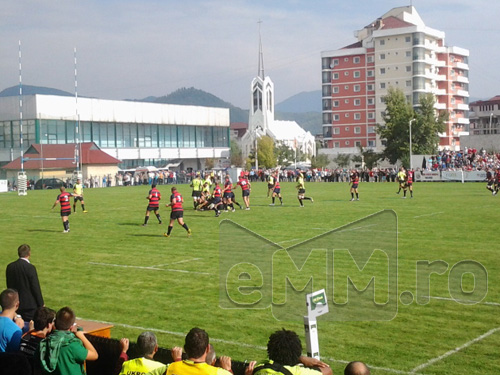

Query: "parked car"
(34, 178), (68, 190)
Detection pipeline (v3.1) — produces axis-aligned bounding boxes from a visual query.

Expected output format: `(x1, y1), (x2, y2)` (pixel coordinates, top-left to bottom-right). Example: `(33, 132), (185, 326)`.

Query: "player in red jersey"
(164, 187), (191, 237)
(403, 169), (414, 198)
(143, 184), (162, 226)
(235, 175), (251, 210)
(269, 172), (283, 206)
(350, 170), (360, 201)
(211, 181), (224, 217)
(51, 186), (73, 233)
(486, 169), (495, 195)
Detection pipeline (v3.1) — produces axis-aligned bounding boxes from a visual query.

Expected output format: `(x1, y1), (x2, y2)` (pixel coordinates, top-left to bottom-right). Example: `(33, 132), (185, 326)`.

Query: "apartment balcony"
(434, 102), (447, 110)
(432, 88), (447, 96)
(456, 62), (469, 70)
(456, 75), (469, 84)
(457, 103), (469, 111)
(456, 90), (469, 97)
(457, 117), (470, 125)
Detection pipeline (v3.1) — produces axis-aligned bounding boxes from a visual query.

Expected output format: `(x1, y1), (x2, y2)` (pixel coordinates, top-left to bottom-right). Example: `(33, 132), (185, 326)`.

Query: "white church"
(240, 32), (316, 164)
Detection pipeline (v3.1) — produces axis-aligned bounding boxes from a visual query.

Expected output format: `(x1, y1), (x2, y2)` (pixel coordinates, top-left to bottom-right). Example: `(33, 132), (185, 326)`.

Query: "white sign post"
(304, 289), (329, 359)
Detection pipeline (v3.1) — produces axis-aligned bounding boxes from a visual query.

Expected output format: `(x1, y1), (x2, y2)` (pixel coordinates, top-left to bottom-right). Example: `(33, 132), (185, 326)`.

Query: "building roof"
(380, 16), (414, 30)
(267, 120), (313, 142)
(2, 142), (121, 170)
(342, 41), (363, 49)
(470, 96), (500, 107)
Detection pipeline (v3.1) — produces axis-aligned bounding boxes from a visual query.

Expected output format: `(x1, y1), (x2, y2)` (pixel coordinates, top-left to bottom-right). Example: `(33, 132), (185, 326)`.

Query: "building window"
(332, 58), (339, 67)
(345, 141), (350, 145)
(334, 142), (340, 148)
(333, 72), (339, 80)
(355, 141), (362, 147)
(333, 86), (339, 93)
(354, 56), (360, 64)
(368, 113), (375, 120)
(380, 53), (386, 60)
(344, 57), (349, 62)
(380, 39), (385, 46)
(345, 85), (349, 90)
(368, 126), (375, 133)
(367, 56), (374, 63)
(406, 80), (411, 87)
(380, 97), (386, 103)
(368, 140), (376, 147)
(345, 99), (349, 104)
(367, 98), (374, 105)
(367, 70), (374, 77)
(345, 113), (350, 118)
(333, 127), (340, 134)
(354, 126), (361, 134)
(354, 99), (361, 106)
(380, 68), (386, 74)
(406, 51), (411, 57)
(405, 36), (411, 43)
(354, 85), (361, 92)
(380, 82), (386, 89)
(354, 113), (361, 120)
(344, 71), (349, 76)
(354, 71), (360, 78)
(406, 65), (411, 72)
(345, 127), (349, 131)
(367, 84), (374, 91)
(333, 100), (339, 107)
(333, 114), (340, 121)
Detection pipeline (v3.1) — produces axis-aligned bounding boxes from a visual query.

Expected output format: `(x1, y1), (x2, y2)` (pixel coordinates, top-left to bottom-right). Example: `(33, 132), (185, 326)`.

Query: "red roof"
(2, 142), (121, 170)
(342, 41), (363, 49)
(470, 96), (500, 107)
(380, 16), (414, 30)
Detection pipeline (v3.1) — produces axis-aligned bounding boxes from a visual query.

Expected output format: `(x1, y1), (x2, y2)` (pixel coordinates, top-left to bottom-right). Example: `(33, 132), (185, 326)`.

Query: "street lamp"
(409, 119), (416, 170)
(489, 113), (493, 135)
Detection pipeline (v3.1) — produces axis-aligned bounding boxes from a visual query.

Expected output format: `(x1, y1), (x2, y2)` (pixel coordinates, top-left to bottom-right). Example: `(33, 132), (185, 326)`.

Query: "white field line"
(410, 326), (500, 373)
(429, 296), (500, 307)
(151, 258), (202, 267)
(87, 261), (212, 276)
(276, 239), (301, 245)
(413, 212), (444, 219)
(76, 317), (424, 374)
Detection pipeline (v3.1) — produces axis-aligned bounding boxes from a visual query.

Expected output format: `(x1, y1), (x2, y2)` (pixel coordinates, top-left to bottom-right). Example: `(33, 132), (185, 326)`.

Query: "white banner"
(442, 170), (487, 182)
(415, 170), (441, 181)
(0, 180), (8, 193)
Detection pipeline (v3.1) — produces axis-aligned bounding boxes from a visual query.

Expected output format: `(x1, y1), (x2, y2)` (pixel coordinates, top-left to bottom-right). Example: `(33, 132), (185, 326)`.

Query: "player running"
(72, 178), (87, 213)
(51, 186), (73, 233)
(143, 183), (162, 226)
(350, 169), (360, 201)
(269, 171), (283, 206)
(235, 175), (251, 210)
(266, 173), (275, 198)
(164, 187), (191, 237)
(223, 175), (238, 212)
(296, 171), (313, 207)
(190, 172), (203, 209)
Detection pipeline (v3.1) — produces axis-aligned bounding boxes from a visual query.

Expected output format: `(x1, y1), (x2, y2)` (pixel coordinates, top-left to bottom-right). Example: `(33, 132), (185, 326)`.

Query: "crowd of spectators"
(422, 148), (500, 171)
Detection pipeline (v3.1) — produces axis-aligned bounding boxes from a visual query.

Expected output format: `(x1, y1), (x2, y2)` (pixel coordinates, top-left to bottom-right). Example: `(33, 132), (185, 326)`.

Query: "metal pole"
(19, 40), (23, 172)
(489, 113), (493, 135)
(409, 119), (415, 170)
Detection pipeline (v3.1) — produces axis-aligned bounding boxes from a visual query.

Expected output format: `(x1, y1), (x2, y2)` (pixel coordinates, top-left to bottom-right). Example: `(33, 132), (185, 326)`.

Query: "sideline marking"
(276, 239), (300, 245)
(410, 326), (500, 373)
(413, 212), (444, 219)
(87, 262), (212, 275)
(151, 258), (202, 267)
(429, 296), (500, 307)
(75, 317), (426, 375)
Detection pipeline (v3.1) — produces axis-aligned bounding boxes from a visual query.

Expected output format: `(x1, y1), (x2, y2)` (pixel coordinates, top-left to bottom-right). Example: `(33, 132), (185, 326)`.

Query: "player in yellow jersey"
(190, 172), (203, 209)
(396, 167), (406, 195)
(296, 171), (313, 207)
(72, 178), (87, 213)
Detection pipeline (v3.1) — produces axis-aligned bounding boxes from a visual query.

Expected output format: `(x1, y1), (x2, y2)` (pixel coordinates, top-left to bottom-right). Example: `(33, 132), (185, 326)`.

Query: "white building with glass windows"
(0, 94), (230, 176)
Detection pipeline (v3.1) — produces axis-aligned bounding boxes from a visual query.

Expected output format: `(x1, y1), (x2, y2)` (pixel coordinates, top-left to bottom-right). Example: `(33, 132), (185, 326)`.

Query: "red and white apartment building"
(321, 6), (469, 153)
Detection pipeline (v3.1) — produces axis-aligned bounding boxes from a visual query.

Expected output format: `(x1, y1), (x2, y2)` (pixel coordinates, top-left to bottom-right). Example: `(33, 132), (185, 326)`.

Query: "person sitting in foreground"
(252, 329), (332, 375)
(344, 361), (370, 375)
(146, 327), (233, 375)
(0, 288), (25, 352)
(117, 331), (165, 375)
(20, 307), (56, 357)
(38, 306), (98, 374)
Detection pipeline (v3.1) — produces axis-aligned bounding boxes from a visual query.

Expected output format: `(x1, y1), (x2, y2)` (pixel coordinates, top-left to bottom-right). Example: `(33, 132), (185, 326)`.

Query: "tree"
(275, 143), (294, 167)
(333, 153), (351, 168)
(205, 158), (215, 169)
(257, 136), (276, 168)
(230, 141), (244, 167)
(356, 146), (382, 169)
(377, 88), (447, 167)
(311, 153), (330, 169)
(376, 87), (414, 165)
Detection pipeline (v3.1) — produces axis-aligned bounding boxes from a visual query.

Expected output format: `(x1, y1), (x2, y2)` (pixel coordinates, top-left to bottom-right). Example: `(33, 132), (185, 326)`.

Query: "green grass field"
(0, 181), (499, 374)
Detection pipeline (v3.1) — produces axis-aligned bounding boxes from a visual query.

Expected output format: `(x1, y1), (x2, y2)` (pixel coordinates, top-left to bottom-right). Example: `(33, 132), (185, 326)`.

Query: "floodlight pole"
(409, 119), (416, 170)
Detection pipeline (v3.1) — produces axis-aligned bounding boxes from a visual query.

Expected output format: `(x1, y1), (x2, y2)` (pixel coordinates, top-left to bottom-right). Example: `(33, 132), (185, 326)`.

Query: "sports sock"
(167, 225), (173, 235)
(298, 198), (303, 206)
(144, 216), (149, 225)
(182, 223), (189, 232)
(73, 204), (76, 212)
(272, 197), (275, 204)
(356, 193), (359, 198)
(156, 213), (161, 222)
(82, 204), (86, 211)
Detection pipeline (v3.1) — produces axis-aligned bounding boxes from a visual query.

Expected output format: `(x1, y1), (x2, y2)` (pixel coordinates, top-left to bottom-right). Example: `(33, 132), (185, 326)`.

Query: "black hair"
(267, 329), (302, 366)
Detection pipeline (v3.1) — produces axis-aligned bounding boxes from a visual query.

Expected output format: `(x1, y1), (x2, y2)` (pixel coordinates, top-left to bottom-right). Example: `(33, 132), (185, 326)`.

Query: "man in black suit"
(6, 244), (44, 322)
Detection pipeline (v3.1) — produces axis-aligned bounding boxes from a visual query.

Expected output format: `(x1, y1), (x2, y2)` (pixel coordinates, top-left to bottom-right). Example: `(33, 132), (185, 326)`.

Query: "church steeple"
(257, 20), (265, 80)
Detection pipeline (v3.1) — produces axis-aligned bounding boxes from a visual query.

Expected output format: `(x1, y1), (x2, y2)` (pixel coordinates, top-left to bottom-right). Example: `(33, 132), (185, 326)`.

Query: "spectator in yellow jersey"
(72, 178), (87, 213)
(117, 332), (165, 375)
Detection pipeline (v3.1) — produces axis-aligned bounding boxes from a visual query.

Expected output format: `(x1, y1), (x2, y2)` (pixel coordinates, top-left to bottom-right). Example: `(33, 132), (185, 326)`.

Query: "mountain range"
(0, 85), (323, 134)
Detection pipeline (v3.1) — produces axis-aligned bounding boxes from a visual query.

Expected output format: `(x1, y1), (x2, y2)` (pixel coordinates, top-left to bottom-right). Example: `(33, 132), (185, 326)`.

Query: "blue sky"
(1, 0), (498, 108)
